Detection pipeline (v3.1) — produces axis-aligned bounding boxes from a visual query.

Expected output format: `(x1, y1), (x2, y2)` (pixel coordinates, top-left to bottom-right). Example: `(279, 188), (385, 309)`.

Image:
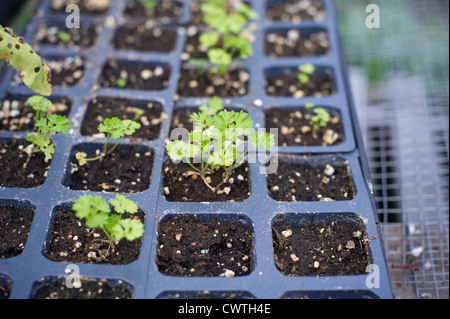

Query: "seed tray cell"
(0, 0), (392, 299)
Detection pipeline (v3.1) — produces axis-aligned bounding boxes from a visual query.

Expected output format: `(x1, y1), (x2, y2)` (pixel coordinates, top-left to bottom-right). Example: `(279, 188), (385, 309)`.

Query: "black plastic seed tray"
(0, 0), (392, 299)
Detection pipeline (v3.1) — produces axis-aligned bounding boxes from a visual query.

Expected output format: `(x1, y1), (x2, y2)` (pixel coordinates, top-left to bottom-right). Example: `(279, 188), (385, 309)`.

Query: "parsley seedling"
(75, 117), (141, 166)
(72, 194), (144, 245)
(298, 63), (316, 84)
(310, 107), (331, 137)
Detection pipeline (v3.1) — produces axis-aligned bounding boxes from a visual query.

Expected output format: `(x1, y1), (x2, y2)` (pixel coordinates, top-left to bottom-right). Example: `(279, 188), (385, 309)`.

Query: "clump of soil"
(31, 277), (133, 299)
(267, 155), (355, 202)
(113, 25), (177, 52)
(100, 60), (170, 91)
(124, 0), (184, 21)
(35, 21), (99, 47)
(157, 214), (254, 277)
(265, 107), (343, 146)
(265, 67), (336, 98)
(272, 218), (370, 276)
(0, 96), (71, 132)
(266, 0), (327, 22)
(44, 208), (145, 265)
(162, 160), (250, 202)
(265, 28), (330, 58)
(67, 145), (154, 193)
(0, 139), (51, 188)
(0, 202), (35, 258)
(80, 97), (163, 140)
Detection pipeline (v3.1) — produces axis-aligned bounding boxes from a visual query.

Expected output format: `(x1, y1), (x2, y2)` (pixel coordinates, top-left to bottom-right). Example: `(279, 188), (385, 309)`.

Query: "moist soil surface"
(265, 108), (344, 147)
(113, 25), (177, 52)
(267, 155), (355, 202)
(35, 22), (98, 47)
(265, 68), (336, 98)
(0, 96), (71, 132)
(80, 97), (163, 140)
(157, 214), (254, 277)
(100, 60), (170, 91)
(50, 0), (111, 15)
(162, 160), (250, 202)
(177, 68), (249, 98)
(272, 219), (370, 276)
(31, 277), (133, 299)
(0, 139), (51, 188)
(265, 29), (330, 58)
(68, 145), (154, 193)
(44, 208), (145, 265)
(0, 203), (35, 259)
(124, 0), (184, 20)
(266, 0), (327, 22)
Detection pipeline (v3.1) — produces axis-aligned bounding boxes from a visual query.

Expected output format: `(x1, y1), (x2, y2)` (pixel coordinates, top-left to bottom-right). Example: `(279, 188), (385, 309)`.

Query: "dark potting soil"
(31, 277), (134, 299)
(265, 68), (336, 98)
(68, 145), (154, 193)
(177, 68), (249, 98)
(124, 0), (184, 20)
(35, 21), (98, 48)
(266, 0), (327, 22)
(80, 97), (163, 140)
(267, 155), (355, 202)
(46, 56), (85, 87)
(50, 0), (111, 15)
(265, 29), (330, 58)
(0, 203), (35, 259)
(162, 160), (250, 202)
(265, 107), (344, 147)
(113, 25), (177, 52)
(189, 0), (252, 25)
(100, 60), (170, 91)
(0, 139), (51, 188)
(157, 215), (254, 277)
(0, 96), (71, 132)
(272, 219), (370, 276)
(44, 208), (144, 265)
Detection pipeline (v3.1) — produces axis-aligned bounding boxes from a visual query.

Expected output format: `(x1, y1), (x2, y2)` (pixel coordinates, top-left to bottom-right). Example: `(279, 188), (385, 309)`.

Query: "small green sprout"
(115, 78), (127, 88)
(131, 107), (145, 121)
(139, 0), (158, 15)
(75, 117), (141, 166)
(72, 194), (144, 244)
(305, 102), (315, 115)
(26, 96), (71, 159)
(298, 63), (316, 84)
(57, 31), (71, 43)
(166, 97), (275, 192)
(310, 107), (331, 137)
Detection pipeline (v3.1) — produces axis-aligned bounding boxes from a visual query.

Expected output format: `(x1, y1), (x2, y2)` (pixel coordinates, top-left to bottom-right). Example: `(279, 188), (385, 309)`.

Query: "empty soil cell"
(272, 214), (370, 276)
(43, 205), (145, 265)
(0, 139), (52, 188)
(50, 0), (111, 15)
(267, 155), (355, 202)
(157, 291), (255, 299)
(265, 67), (336, 98)
(265, 28), (330, 58)
(124, 0), (184, 20)
(113, 25), (177, 52)
(157, 214), (254, 277)
(162, 160), (251, 202)
(99, 60), (170, 91)
(34, 21), (99, 48)
(266, 0), (327, 22)
(265, 107), (344, 147)
(0, 276), (11, 299)
(67, 144), (154, 193)
(177, 68), (249, 98)
(31, 277), (133, 299)
(0, 201), (35, 259)
(0, 96), (71, 132)
(80, 97), (163, 140)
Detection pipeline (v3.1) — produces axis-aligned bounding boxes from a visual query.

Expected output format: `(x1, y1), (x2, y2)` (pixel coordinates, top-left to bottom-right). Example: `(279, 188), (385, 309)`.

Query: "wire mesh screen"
(336, 0), (449, 299)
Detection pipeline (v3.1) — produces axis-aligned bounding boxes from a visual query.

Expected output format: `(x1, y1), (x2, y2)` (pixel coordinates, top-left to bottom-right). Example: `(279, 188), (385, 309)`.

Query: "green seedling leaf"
(27, 96), (52, 113)
(299, 63), (316, 75)
(110, 194), (139, 215)
(117, 219), (145, 242)
(208, 48), (232, 68)
(199, 32), (220, 48)
(311, 107), (331, 128)
(47, 113), (71, 134)
(199, 96), (224, 116)
(0, 25), (52, 95)
(72, 195), (110, 228)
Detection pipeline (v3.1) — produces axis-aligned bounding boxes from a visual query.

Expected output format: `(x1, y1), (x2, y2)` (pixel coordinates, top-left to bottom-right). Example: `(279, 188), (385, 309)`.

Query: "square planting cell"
(266, 0), (327, 22)
(0, 138), (52, 188)
(43, 202), (145, 265)
(265, 28), (330, 58)
(272, 213), (371, 276)
(81, 97), (163, 141)
(64, 143), (154, 193)
(99, 60), (171, 91)
(157, 291), (256, 299)
(113, 25), (178, 53)
(0, 200), (35, 259)
(50, 0), (111, 15)
(30, 276), (134, 299)
(265, 106), (344, 147)
(124, 0), (184, 21)
(0, 275), (12, 299)
(267, 154), (355, 202)
(265, 66), (336, 98)
(157, 214), (254, 277)
(34, 20), (100, 48)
